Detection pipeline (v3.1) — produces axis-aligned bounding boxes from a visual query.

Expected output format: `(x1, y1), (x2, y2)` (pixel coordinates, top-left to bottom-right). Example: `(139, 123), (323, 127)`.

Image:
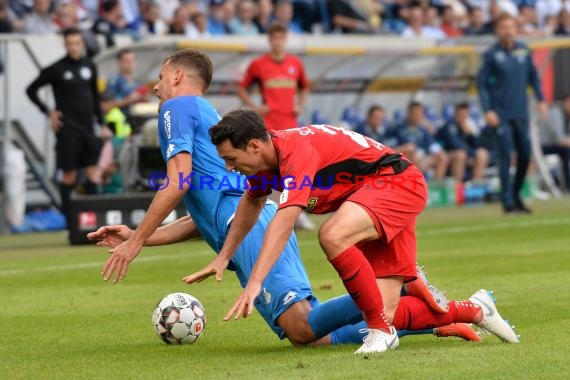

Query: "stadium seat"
(424, 105), (440, 127)
(442, 103), (455, 122)
(392, 109), (405, 125)
(311, 110), (330, 125)
(340, 106), (364, 130)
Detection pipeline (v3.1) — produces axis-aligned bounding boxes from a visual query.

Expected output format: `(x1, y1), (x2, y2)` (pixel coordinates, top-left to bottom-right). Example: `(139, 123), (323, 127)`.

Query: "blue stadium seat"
(340, 106), (364, 130)
(311, 110), (329, 125)
(424, 104), (440, 126)
(442, 103), (455, 122)
(392, 109), (405, 125)
(469, 103), (485, 128)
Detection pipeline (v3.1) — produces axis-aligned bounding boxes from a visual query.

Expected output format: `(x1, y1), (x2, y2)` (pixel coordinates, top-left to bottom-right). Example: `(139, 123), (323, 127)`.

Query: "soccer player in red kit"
(191, 110), (520, 356)
(237, 23), (309, 131)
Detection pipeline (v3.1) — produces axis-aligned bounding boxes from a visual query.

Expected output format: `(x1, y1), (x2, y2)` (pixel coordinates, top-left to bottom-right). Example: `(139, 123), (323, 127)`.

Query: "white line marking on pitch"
(417, 217), (570, 236)
(0, 251), (204, 277)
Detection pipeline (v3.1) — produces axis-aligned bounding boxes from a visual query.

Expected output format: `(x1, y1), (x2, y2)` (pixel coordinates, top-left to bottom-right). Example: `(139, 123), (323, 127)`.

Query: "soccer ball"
(152, 292), (206, 344)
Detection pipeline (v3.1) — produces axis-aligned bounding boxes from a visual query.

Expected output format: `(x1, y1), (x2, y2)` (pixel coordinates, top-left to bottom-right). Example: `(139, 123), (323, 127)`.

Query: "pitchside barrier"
(2, 34), (570, 236)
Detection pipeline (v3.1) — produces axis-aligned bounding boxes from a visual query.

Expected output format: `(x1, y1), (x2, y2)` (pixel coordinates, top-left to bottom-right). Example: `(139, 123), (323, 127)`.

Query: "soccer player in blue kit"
(92, 49), (479, 345)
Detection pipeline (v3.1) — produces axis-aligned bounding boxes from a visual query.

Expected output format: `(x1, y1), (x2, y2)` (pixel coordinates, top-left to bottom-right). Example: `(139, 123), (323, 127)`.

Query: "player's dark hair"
(408, 101), (423, 110)
(102, 0), (120, 13)
(62, 27), (82, 39)
(455, 102), (470, 110)
(164, 48), (213, 92)
(495, 12), (514, 28)
(268, 23), (288, 36)
(367, 104), (384, 117)
(209, 109), (269, 150)
(116, 48), (133, 60)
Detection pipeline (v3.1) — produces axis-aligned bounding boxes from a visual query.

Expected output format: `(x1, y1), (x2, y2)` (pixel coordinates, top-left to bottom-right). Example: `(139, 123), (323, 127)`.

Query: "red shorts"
(349, 165), (427, 281)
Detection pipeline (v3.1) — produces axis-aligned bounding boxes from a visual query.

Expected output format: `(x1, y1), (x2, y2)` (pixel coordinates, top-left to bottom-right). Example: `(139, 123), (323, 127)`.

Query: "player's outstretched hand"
(87, 225), (134, 249)
(182, 255), (229, 284)
(223, 282), (261, 321)
(100, 239), (142, 283)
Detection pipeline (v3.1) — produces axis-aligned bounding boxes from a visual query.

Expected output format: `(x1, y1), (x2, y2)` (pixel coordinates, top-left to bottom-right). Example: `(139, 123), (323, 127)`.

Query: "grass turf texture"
(1, 199), (570, 379)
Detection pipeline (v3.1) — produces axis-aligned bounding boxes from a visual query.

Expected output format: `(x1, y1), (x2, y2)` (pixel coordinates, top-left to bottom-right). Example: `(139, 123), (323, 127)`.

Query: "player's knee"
(318, 223), (344, 256)
(285, 325), (316, 346)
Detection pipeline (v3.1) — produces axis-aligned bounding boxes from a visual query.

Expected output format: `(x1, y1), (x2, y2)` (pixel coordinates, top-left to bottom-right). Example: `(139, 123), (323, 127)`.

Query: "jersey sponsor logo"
(166, 143), (175, 158)
(305, 197), (318, 212)
(282, 291), (297, 306)
(265, 78), (297, 89)
(80, 67), (92, 80)
(63, 70), (73, 80)
(513, 48), (528, 63)
(287, 65), (296, 75)
(494, 51), (506, 63)
(164, 110), (172, 139)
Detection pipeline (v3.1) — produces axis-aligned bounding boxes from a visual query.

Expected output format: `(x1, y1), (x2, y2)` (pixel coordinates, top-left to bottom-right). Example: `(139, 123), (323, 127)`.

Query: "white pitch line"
(0, 251), (205, 277)
(2, 217), (569, 277)
(417, 217), (570, 236)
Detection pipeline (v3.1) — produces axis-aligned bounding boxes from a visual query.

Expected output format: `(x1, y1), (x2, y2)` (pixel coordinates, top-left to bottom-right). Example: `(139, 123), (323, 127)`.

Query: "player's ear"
(248, 139), (261, 153)
(173, 69), (184, 85)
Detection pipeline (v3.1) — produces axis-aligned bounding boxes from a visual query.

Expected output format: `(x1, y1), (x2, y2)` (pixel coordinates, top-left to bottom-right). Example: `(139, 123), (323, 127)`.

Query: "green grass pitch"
(1, 199), (570, 379)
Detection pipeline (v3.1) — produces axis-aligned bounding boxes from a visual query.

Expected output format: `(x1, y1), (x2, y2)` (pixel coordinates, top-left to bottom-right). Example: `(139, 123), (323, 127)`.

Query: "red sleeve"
(245, 173), (273, 198)
(296, 58), (309, 90)
(239, 59), (258, 89)
(277, 146), (319, 210)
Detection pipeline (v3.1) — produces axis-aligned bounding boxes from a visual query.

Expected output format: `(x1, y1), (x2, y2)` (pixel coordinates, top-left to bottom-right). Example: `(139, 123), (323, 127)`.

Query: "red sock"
(393, 296), (481, 330)
(329, 246), (390, 332)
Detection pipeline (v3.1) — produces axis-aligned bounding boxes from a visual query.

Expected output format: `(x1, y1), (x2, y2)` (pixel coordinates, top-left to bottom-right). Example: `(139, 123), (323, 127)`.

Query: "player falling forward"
(190, 110), (520, 355)
(92, 48), (478, 346)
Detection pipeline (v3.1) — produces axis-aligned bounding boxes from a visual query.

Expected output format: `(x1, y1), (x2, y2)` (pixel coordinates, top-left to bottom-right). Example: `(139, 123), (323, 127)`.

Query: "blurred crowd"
(1, 0), (570, 40)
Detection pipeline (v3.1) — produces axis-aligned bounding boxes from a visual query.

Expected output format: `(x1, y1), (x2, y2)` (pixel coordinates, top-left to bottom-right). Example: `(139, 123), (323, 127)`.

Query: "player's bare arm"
(183, 192), (267, 284)
(100, 152), (193, 283)
(224, 205), (302, 320)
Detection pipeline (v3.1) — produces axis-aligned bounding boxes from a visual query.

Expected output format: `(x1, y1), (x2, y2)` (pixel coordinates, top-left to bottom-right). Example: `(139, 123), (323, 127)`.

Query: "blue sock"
(331, 323), (435, 345)
(307, 295), (363, 338)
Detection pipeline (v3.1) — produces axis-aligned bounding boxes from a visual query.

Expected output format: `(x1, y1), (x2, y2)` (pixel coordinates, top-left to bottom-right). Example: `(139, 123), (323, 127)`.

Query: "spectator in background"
(23, 0), (57, 34)
(208, 0), (229, 35)
(101, 48), (149, 118)
(168, 5), (191, 34)
(540, 95), (570, 192)
(140, 1), (167, 35)
(436, 103), (489, 183)
(26, 28), (103, 228)
(328, 0), (379, 33)
(356, 104), (417, 160)
(440, 5), (463, 37)
(422, 6), (446, 38)
(273, 0), (303, 33)
(518, 4), (543, 36)
(228, 0), (260, 35)
(92, 0), (126, 48)
(477, 13), (548, 214)
(0, 0), (14, 32)
(237, 23), (313, 230)
(395, 101), (449, 181)
(256, 0), (273, 33)
(464, 6), (494, 35)
(401, 5), (444, 38)
(53, 2), (77, 31)
(187, 11), (211, 38)
(555, 8), (570, 35)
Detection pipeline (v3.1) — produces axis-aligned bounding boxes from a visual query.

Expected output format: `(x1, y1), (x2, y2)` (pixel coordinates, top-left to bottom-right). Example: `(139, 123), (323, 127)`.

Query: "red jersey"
(247, 125), (407, 214)
(239, 54), (309, 130)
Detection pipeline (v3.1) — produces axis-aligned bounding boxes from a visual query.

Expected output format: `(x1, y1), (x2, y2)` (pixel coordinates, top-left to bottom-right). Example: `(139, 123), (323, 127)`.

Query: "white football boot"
(469, 289), (520, 343)
(354, 327), (399, 357)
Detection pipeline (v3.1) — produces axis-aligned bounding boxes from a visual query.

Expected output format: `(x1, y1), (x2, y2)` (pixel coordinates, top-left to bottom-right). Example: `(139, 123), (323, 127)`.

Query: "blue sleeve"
(527, 48), (544, 101)
(157, 99), (196, 162)
(477, 50), (493, 113)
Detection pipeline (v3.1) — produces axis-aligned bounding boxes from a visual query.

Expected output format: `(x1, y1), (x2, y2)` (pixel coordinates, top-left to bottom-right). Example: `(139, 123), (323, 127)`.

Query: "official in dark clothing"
(476, 14), (548, 214)
(26, 27), (103, 225)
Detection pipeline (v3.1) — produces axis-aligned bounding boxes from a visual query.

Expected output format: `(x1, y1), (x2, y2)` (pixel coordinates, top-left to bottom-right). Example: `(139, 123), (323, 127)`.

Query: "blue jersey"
(157, 96), (314, 338)
(477, 41), (544, 121)
(158, 96), (243, 251)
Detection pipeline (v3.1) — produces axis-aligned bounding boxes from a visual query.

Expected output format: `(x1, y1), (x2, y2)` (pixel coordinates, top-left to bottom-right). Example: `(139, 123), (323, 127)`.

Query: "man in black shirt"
(26, 27), (103, 226)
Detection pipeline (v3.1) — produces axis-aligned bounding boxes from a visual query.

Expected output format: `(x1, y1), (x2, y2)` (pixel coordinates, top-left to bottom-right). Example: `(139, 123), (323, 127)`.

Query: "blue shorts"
(219, 197), (315, 339)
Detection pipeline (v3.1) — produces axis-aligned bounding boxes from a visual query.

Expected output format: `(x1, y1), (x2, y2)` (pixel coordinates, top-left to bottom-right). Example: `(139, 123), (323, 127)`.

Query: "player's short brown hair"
(268, 23), (288, 36)
(164, 48), (213, 92)
(495, 12), (515, 28)
(209, 109), (270, 149)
